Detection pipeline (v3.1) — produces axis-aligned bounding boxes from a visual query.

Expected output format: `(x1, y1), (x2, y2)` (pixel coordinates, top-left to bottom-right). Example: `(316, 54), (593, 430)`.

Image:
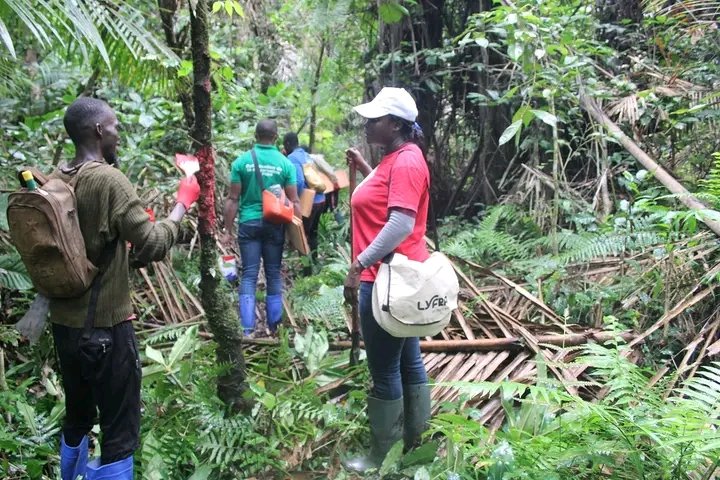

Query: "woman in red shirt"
(343, 87), (431, 473)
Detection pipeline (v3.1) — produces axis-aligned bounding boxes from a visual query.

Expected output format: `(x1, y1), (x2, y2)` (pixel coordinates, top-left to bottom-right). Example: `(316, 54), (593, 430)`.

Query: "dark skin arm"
(221, 182), (242, 246)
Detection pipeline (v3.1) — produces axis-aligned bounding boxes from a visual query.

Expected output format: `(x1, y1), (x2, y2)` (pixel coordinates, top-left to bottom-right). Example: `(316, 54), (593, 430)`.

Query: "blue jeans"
(238, 220), (285, 296)
(359, 281), (428, 400)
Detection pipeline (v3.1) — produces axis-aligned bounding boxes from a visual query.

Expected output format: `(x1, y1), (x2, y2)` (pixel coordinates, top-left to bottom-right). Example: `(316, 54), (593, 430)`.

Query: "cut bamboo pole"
(580, 93), (720, 237)
(239, 330), (633, 352)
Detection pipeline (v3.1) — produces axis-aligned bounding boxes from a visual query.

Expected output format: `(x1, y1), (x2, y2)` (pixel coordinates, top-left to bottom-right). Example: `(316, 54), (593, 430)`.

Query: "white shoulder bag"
(372, 252), (459, 338)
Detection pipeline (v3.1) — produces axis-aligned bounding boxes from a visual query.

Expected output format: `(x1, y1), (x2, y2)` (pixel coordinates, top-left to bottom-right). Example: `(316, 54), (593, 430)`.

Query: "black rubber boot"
(343, 396), (404, 473)
(403, 383), (431, 451)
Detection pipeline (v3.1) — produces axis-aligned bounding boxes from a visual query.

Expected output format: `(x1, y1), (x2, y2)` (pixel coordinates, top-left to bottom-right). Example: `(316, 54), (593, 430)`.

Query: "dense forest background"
(1, 0), (720, 478)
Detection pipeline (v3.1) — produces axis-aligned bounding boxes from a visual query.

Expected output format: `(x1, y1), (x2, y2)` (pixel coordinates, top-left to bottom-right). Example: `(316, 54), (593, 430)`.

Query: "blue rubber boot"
(239, 294), (256, 335)
(61, 435), (88, 480)
(86, 456), (133, 480)
(266, 294), (283, 333)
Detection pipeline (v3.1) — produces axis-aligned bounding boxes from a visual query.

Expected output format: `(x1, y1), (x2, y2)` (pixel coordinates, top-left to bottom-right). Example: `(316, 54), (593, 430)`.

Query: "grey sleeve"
(357, 209), (415, 268)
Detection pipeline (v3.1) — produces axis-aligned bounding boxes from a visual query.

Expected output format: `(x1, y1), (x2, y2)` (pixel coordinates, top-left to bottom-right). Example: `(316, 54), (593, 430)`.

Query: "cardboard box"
(320, 169), (350, 193)
(286, 216), (309, 255)
(300, 189), (315, 218)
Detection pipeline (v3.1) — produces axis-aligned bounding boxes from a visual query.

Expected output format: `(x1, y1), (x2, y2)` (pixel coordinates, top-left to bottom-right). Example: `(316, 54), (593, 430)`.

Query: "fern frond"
(557, 231), (663, 264)
(699, 153), (720, 206)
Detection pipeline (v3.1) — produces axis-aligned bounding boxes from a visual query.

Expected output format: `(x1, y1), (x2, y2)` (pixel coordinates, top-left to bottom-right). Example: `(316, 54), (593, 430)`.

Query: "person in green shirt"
(52, 97), (200, 480)
(222, 119), (300, 336)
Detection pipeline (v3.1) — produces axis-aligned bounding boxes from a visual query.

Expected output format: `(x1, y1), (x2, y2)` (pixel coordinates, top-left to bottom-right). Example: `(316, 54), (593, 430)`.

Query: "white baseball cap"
(353, 87), (418, 122)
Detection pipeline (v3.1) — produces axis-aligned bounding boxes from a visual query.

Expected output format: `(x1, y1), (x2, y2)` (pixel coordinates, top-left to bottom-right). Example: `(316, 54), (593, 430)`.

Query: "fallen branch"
(628, 285), (716, 349)
(241, 330), (633, 353)
(579, 92), (720, 237)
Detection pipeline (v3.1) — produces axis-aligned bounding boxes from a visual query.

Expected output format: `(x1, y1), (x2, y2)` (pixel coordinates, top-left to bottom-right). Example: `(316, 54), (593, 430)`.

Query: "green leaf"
(499, 120), (522, 146)
(212, 1), (223, 13)
(0, 254), (33, 291)
(225, 0), (233, 15)
(414, 466), (431, 480)
(188, 465), (213, 480)
(508, 43), (523, 61)
(532, 109), (557, 127)
(232, 0), (245, 17)
(145, 345), (166, 367)
(0, 16), (16, 58)
(177, 60), (193, 78)
(220, 65), (234, 81)
(379, 441), (404, 476)
(402, 441), (439, 466)
(475, 37), (489, 48)
(512, 105), (530, 124)
(139, 114), (155, 129)
(167, 325), (198, 368)
(379, 2), (408, 23)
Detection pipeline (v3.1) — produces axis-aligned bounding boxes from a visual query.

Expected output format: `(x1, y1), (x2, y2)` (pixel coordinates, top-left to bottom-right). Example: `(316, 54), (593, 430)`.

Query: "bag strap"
(82, 239), (118, 338)
(250, 149), (264, 192)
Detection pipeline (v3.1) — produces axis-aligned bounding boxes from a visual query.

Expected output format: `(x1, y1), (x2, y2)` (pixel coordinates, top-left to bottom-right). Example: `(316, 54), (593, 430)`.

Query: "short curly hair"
(63, 97), (112, 144)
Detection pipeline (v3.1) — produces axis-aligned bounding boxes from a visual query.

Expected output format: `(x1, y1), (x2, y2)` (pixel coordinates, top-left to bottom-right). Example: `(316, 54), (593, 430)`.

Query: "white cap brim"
(353, 102), (389, 119)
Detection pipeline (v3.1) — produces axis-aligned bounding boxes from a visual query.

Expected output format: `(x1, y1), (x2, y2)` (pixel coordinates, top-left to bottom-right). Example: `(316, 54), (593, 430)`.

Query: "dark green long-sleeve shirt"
(48, 162), (179, 328)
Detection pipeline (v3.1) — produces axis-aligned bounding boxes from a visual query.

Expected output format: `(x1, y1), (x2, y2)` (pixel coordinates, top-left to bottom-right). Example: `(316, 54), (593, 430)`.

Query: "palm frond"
(1, 0), (179, 94)
(643, 0), (720, 26)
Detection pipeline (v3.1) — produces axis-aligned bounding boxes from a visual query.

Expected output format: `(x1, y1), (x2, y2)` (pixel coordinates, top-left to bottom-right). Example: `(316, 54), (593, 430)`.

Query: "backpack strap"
(250, 149), (264, 191)
(65, 161), (106, 188)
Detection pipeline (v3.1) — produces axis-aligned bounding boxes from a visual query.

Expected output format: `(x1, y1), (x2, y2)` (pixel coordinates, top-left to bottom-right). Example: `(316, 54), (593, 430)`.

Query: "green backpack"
(7, 163), (104, 298)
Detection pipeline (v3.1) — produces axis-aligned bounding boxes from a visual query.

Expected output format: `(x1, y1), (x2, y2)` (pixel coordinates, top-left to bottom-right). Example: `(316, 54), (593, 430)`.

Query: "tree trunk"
(595, 0), (644, 50)
(159, 0), (195, 129)
(308, 37), (327, 153)
(189, 0), (248, 411)
(245, 0), (282, 92)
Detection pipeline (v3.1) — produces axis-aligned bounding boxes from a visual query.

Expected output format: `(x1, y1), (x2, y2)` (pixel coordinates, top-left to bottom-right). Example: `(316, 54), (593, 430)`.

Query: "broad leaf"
(188, 465), (213, 480)
(508, 43), (523, 61)
(532, 109), (557, 127)
(499, 120), (522, 146)
(0, 254), (33, 291)
(379, 2), (408, 23)
(145, 345), (166, 367)
(475, 37), (489, 48)
(168, 326), (198, 368)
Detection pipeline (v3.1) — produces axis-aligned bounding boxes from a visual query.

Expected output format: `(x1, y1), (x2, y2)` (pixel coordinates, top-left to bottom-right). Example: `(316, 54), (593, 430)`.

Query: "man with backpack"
(282, 133), (337, 274)
(9, 97), (200, 479)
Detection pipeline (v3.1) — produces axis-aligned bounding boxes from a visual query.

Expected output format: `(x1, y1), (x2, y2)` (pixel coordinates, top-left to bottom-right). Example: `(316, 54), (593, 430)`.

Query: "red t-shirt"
(351, 143), (430, 282)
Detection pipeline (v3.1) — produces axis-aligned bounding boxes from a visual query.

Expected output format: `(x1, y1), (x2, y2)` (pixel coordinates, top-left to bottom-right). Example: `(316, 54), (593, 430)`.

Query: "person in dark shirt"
(54, 97), (200, 480)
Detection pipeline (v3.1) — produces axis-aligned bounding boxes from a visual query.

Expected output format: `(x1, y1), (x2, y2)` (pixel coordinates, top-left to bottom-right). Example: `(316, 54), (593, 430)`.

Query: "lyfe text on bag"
(417, 295), (448, 311)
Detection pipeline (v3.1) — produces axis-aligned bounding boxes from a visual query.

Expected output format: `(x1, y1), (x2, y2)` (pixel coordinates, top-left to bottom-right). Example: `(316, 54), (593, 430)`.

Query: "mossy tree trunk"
(189, 0), (248, 411)
(158, 0), (195, 128)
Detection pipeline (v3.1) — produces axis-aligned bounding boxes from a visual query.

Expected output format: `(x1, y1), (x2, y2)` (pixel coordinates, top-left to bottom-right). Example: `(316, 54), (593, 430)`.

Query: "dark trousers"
(53, 321), (141, 464)
(302, 201), (325, 269)
(238, 219), (285, 296)
(359, 281), (428, 400)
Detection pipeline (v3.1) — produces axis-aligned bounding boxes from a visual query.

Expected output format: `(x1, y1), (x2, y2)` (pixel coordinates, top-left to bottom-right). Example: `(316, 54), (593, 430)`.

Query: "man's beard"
(104, 151), (119, 167)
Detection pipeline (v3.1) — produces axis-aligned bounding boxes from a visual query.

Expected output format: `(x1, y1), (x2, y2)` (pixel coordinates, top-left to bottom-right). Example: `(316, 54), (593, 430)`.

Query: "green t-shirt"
(230, 143), (297, 223)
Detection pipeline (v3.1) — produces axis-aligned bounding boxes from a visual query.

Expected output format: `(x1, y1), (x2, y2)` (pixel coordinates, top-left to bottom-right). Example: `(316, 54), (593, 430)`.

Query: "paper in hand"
(175, 153), (200, 178)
